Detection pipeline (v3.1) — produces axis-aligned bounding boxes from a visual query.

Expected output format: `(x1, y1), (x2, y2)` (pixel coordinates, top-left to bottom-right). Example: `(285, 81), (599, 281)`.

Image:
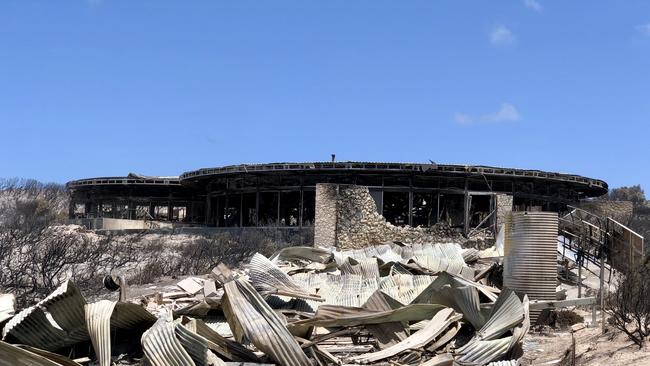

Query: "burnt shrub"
(606, 263), (650, 347)
(174, 231), (288, 276)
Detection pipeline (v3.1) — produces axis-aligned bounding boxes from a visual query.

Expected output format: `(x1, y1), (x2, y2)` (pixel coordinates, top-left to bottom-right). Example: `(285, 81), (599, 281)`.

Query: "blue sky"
(0, 1), (649, 191)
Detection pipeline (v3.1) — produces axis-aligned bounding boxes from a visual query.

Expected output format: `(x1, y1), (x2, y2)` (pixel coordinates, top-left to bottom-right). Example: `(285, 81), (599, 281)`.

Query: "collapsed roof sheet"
(2, 281), (88, 351)
(219, 274), (311, 366)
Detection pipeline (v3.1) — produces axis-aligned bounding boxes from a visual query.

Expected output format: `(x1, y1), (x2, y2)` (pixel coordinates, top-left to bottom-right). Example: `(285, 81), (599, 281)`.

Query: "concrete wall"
(69, 218), (173, 230)
(177, 227), (314, 245)
(314, 183), (460, 249)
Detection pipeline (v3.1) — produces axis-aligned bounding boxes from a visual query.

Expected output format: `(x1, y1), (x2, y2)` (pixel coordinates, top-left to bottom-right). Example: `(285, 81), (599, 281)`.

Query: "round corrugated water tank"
(503, 211), (558, 323)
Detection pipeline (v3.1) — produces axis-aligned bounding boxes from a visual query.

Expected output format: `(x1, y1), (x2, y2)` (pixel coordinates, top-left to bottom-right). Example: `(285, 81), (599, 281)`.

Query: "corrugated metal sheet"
(411, 272), (499, 306)
(455, 289), (527, 365)
(181, 318), (261, 362)
(379, 275), (436, 305)
(486, 360), (519, 366)
(410, 243), (468, 276)
(351, 308), (462, 363)
(220, 278), (311, 366)
(362, 290), (408, 348)
(503, 211), (558, 323)
(290, 303), (445, 328)
(248, 253), (320, 301)
(175, 322), (212, 366)
(334, 243), (469, 277)
(0, 340), (76, 366)
(334, 244), (403, 265)
(2, 281), (88, 351)
(85, 301), (115, 366)
(339, 257), (380, 279)
(285, 273), (436, 311)
(270, 246), (333, 264)
(473, 289), (524, 341)
(421, 353), (454, 366)
(85, 300), (157, 366)
(456, 337), (512, 365)
(202, 316), (233, 338)
(142, 318), (195, 366)
(14, 345), (83, 366)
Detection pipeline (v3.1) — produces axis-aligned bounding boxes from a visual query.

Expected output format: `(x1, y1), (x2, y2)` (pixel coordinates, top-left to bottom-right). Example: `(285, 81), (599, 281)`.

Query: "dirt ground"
(523, 324), (650, 365)
(523, 256), (649, 366)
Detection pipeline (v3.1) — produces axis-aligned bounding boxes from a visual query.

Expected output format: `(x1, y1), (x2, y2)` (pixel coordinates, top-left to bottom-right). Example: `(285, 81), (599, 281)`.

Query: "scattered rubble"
(0, 241), (532, 366)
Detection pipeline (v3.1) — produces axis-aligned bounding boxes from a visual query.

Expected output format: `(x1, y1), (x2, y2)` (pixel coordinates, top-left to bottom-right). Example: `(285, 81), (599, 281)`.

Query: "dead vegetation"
(128, 231), (289, 285)
(606, 262), (650, 347)
(0, 179), (289, 308)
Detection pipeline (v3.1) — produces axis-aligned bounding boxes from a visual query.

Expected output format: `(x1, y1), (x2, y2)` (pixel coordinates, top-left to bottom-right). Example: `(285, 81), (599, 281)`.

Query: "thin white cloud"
(636, 23), (650, 37)
(483, 103), (520, 122)
(454, 113), (473, 125)
(489, 25), (516, 46)
(524, 0), (542, 12)
(454, 103), (521, 125)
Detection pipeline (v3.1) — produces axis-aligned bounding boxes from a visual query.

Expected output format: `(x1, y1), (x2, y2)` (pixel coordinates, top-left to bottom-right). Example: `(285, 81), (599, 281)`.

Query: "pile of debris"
(0, 242), (529, 366)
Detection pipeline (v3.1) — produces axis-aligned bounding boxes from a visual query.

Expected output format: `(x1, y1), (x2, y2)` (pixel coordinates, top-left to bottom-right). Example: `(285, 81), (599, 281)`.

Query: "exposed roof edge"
(179, 161), (608, 192)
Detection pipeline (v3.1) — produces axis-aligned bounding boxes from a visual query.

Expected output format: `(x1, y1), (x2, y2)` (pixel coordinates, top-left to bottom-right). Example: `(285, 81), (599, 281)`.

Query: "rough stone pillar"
(496, 194), (514, 228)
(314, 183), (339, 248)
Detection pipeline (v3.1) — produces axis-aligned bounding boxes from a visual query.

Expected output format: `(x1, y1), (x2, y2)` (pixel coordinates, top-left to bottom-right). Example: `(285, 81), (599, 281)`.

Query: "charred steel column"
(503, 211), (558, 324)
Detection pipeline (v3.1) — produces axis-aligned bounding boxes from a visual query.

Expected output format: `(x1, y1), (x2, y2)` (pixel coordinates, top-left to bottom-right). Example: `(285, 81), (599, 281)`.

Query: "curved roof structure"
(179, 161), (608, 197)
(66, 173), (181, 189)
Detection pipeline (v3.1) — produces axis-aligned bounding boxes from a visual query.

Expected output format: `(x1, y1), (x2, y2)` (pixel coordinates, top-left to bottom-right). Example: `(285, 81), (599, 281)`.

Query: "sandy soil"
(523, 325), (650, 365)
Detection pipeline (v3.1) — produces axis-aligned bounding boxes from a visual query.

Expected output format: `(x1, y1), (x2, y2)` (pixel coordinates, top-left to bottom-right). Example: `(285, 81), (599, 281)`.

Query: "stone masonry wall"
(496, 194), (514, 228)
(315, 183), (460, 249)
(314, 184), (338, 248)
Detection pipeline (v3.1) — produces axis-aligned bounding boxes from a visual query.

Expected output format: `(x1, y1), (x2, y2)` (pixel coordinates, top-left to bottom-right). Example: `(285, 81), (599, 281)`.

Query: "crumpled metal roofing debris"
(85, 300), (157, 366)
(142, 317), (197, 366)
(0, 240), (533, 366)
(270, 246), (333, 264)
(290, 303), (446, 328)
(455, 290), (529, 365)
(2, 281), (88, 351)
(352, 307), (462, 363)
(218, 273), (311, 366)
(180, 317), (261, 362)
(0, 341), (78, 366)
(248, 253), (321, 301)
(333, 243), (471, 278)
(362, 290), (408, 349)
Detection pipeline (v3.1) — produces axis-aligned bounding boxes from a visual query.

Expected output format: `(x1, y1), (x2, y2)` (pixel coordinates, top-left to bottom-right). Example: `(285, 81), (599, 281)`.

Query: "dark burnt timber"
(66, 173), (203, 223)
(66, 162), (608, 235)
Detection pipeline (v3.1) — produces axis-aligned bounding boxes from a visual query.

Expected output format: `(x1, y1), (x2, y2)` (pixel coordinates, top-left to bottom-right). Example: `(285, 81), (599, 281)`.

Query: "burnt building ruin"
(67, 162), (608, 238)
